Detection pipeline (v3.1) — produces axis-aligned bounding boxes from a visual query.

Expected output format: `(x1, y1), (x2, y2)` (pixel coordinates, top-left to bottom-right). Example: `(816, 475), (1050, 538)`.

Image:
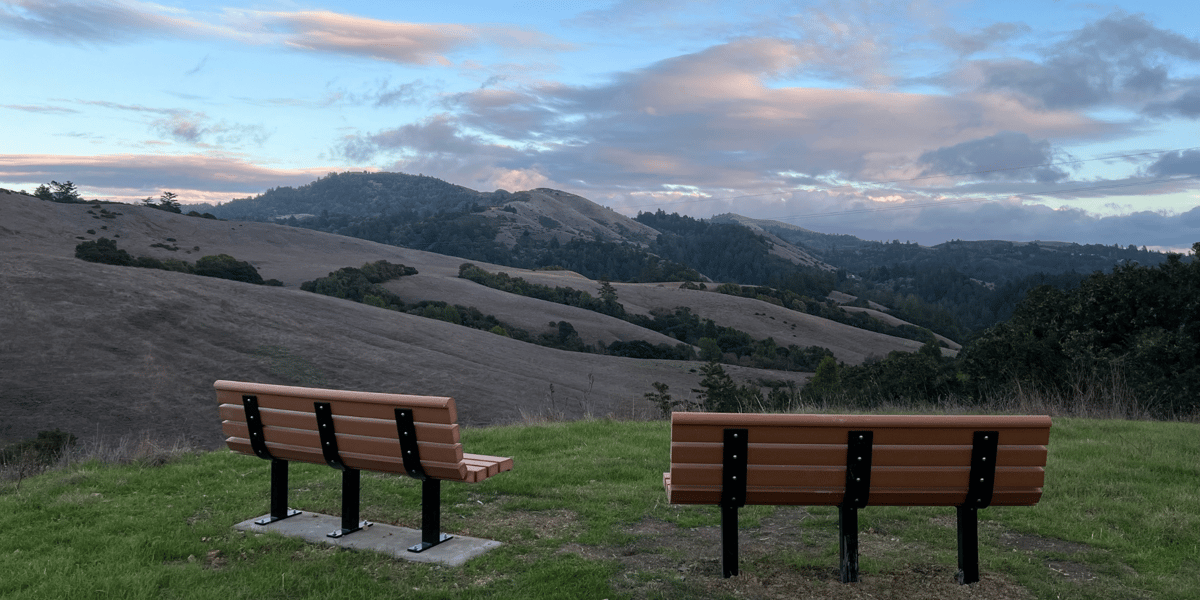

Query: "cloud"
(234, 9), (568, 66)
(0, 153), (333, 201)
(974, 12), (1200, 110)
(1, 103), (78, 114)
(933, 22), (1032, 57)
(1145, 149), (1200, 176)
(1143, 87), (1200, 119)
(1, 3), (566, 66)
(0, 0), (214, 43)
(407, 39), (1105, 192)
(916, 132), (1070, 183)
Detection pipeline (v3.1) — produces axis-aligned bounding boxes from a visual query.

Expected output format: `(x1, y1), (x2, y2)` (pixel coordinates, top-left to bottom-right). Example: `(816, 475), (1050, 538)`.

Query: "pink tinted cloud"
(0, 153), (335, 201)
(246, 10), (566, 66)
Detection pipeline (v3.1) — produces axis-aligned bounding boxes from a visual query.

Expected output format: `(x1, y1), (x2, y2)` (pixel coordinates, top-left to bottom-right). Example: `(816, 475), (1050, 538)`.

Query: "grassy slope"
(2, 417), (1196, 600)
(1, 192), (925, 446)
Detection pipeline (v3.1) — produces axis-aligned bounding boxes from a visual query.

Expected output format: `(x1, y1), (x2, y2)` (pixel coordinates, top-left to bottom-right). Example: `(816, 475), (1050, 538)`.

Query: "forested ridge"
(203, 170), (1179, 345)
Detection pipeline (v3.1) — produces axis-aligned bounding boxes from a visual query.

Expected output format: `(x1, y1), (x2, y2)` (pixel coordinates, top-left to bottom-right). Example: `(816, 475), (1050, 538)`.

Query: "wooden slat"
(665, 463), (1044, 489)
(225, 438), (470, 481)
(669, 442), (1047, 468)
(671, 423), (1050, 446)
(217, 389), (454, 424)
(672, 412), (1052, 430)
(222, 421), (463, 464)
(219, 404), (460, 445)
(665, 486), (1043, 506)
(216, 380), (457, 418)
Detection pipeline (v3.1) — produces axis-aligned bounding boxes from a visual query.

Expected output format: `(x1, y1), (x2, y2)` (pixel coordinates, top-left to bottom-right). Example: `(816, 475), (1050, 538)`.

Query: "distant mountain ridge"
(199, 171), (1175, 338)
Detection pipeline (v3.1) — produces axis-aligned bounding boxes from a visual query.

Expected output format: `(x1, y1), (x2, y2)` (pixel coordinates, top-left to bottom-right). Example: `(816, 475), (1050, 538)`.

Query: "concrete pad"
(234, 512), (502, 566)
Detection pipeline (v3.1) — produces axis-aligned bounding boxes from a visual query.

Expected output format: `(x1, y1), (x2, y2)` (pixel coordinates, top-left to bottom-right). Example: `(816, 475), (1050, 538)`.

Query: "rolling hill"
(1, 190), (932, 447)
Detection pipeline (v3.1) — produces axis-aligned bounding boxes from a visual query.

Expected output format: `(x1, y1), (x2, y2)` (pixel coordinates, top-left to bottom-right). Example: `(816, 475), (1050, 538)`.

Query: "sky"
(2, 1), (1200, 251)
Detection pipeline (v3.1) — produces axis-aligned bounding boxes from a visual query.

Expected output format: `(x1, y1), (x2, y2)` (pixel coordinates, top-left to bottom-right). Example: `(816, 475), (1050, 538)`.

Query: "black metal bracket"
(408, 479), (453, 552)
(721, 428), (748, 509)
(840, 430), (873, 583)
(718, 428), (748, 578)
(312, 402), (370, 537)
(242, 395), (300, 525)
(314, 402), (348, 471)
(964, 431), (999, 509)
(844, 431), (873, 509)
(393, 408), (450, 552)
(326, 469), (370, 538)
(957, 430), (999, 584)
(395, 408), (427, 481)
(242, 395), (273, 460)
(254, 459), (301, 525)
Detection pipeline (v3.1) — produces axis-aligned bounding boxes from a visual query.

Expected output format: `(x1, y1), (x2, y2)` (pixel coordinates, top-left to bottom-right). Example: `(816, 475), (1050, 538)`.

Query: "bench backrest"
(216, 380), (471, 481)
(667, 412), (1051, 507)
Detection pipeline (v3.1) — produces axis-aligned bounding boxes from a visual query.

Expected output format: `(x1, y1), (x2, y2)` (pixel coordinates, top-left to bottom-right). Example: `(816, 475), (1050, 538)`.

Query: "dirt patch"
(1045, 560), (1097, 583)
(556, 507), (1035, 600)
(999, 532), (1090, 555)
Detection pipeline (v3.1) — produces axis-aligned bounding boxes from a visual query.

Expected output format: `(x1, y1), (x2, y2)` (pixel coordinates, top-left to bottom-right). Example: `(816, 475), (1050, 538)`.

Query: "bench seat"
(215, 380), (512, 550)
(664, 411), (1051, 582)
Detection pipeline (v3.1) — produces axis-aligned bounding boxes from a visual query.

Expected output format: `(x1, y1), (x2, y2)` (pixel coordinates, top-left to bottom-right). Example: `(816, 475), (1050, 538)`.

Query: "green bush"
(0, 429), (77, 467)
(75, 238), (134, 266)
(193, 254), (264, 284)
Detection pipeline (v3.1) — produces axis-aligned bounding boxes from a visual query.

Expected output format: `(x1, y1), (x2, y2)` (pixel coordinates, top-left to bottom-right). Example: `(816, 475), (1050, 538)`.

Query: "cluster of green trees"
(801, 244), (1200, 418)
(74, 238), (277, 286)
(793, 237), (1170, 336)
(636, 210), (837, 298)
(141, 191), (182, 213)
(299, 260), (417, 309)
(460, 264), (835, 372)
(33, 181), (83, 203)
(458, 263), (626, 318)
(646, 364), (800, 417)
(710, 283), (939, 345)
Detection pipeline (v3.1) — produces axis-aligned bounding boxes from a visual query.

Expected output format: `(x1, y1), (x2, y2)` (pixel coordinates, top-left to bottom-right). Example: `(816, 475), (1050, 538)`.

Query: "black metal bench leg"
(328, 468), (368, 538)
(721, 504), (739, 578)
(255, 459), (301, 525)
(957, 506), (980, 584)
(409, 478), (452, 552)
(839, 505), (860, 583)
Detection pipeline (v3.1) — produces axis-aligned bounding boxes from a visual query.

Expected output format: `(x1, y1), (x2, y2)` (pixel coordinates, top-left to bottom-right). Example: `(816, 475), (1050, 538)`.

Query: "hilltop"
(1, 190), (932, 447)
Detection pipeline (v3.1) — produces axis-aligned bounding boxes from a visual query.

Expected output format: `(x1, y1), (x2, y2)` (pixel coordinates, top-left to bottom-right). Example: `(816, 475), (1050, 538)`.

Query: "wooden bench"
(215, 380), (513, 552)
(664, 412), (1051, 582)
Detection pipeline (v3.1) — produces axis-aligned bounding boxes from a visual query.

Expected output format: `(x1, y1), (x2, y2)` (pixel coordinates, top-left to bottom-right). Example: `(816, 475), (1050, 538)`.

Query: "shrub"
(194, 254), (265, 284)
(1, 429), (77, 467)
(75, 238), (134, 266)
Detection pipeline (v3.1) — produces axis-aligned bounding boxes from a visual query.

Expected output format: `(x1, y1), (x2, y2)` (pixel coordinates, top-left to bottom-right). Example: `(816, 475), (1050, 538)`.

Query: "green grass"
(1, 418), (1196, 599)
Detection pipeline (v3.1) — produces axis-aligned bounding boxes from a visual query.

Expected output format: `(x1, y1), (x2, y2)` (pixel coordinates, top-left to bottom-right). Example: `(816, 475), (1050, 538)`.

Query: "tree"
(698, 337), (723, 362)
(644, 382), (679, 418)
(694, 361), (741, 412)
(144, 191), (182, 213)
(37, 181), (82, 203)
(804, 355), (841, 399)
